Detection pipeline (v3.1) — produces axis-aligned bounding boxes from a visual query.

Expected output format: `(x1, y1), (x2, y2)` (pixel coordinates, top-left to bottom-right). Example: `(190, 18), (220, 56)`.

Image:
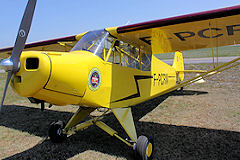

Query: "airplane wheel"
(134, 135), (154, 160)
(48, 120), (67, 143)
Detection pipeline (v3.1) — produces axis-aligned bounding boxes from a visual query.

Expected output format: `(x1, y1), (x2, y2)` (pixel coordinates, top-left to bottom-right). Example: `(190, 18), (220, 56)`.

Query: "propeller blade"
(0, 0), (37, 111)
(10, 0), (37, 72)
(0, 72), (13, 111)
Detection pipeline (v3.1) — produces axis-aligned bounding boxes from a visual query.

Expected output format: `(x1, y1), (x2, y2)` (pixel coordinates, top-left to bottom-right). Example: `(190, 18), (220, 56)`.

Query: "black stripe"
(111, 75), (152, 103)
(43, 53), (52, 88)
(42, 54), (82, 98)
(43, 88), (83, 98)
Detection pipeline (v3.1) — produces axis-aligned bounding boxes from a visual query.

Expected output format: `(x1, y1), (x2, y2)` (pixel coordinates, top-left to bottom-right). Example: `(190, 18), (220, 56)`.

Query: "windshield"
(71, 29), (109, 59)
(71, 29), (152, 71)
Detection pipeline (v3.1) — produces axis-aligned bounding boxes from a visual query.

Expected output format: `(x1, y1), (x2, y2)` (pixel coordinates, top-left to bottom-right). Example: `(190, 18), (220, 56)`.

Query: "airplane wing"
(2, 5), (239, 57)
(0, 33), (85, 59)
(110, 5), (240, 54)
(109, 5), (240, 92)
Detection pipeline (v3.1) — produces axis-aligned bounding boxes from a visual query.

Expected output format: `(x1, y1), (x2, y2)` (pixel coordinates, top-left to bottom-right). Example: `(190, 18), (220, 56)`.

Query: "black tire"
(48, 120), (67, 143)
(134, 135), (154, 160)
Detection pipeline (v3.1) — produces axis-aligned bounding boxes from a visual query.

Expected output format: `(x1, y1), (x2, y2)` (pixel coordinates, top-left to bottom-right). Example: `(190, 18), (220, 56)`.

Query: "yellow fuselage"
(12, 51), (177, 108)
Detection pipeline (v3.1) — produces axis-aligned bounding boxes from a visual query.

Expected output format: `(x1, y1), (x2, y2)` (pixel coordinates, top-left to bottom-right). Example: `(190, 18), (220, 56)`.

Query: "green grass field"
(0, 73), (26, 104)
(155, 45), (240, 60)
(0, 63), (240, 159)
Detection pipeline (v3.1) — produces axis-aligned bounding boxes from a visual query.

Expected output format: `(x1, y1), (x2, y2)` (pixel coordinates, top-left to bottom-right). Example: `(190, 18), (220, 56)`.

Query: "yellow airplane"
(0, 0), (240, 159)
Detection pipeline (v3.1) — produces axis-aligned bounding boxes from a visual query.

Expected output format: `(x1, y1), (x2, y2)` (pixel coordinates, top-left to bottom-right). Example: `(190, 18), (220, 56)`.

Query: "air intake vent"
(26, 58), (39, 70)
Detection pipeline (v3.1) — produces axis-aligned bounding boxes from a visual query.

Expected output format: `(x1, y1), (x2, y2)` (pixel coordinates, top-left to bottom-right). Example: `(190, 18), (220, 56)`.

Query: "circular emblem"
(88, 68), (101, 91)
(19, 29), (26, 38)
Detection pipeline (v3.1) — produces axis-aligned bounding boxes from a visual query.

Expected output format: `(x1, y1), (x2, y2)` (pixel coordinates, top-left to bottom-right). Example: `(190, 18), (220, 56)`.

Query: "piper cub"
(1, 0), (240, 159)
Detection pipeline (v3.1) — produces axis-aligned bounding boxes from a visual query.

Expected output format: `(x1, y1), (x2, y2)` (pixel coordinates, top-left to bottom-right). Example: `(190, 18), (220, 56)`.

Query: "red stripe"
(0, 35), (76, 52)
(117, 5), (240, 33)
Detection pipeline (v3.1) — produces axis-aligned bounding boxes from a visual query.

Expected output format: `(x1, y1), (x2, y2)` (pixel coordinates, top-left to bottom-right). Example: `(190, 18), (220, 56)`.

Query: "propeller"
(0, 0), (37, 111)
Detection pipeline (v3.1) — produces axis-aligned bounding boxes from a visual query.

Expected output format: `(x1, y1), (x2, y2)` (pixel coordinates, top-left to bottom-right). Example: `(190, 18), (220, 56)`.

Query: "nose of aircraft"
(12, 51), (51, 97)
(11, 51), (92, 106)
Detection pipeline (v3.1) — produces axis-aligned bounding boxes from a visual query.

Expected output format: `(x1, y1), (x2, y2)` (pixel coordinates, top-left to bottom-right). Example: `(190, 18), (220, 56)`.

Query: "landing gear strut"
(48, 107), (154, 160)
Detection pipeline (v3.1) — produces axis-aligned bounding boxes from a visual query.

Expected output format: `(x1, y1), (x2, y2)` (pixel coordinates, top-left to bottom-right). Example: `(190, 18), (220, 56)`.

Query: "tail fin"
(172, 51), (184, 82)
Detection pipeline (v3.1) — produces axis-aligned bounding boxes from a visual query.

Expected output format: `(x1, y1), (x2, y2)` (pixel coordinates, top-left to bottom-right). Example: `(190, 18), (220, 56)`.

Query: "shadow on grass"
(171, 89), (209, 96)
(1, 91), (240, 160)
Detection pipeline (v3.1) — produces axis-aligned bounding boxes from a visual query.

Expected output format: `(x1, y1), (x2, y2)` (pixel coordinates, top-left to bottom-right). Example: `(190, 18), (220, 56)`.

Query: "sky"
(0, 0), (239, 47)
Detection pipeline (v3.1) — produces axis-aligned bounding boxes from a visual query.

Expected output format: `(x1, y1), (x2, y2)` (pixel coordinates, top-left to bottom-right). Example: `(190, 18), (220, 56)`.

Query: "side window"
(114, 41), (128, 66)
(127, 46), (140, 70)
(115, 41), (140, 70)
(105, 37), (151, 71)
(141, 50), (152, 71)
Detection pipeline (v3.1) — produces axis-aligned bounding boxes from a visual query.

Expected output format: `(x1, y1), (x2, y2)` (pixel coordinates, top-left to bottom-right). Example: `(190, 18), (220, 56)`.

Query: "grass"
(155, 45), (240, 60)
(0, 64), (240, 159)
(0, 73), (26, 104)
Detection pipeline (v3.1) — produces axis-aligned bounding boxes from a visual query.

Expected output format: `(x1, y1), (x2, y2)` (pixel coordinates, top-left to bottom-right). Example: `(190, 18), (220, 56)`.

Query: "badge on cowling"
(88, 68), (101, 91)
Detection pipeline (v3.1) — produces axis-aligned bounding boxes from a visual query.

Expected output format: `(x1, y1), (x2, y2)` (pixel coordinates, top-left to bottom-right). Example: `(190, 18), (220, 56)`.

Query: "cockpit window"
(71, 29), (109, 59)
(71, 29), (152, 71)
(108, 40), (152, 71)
